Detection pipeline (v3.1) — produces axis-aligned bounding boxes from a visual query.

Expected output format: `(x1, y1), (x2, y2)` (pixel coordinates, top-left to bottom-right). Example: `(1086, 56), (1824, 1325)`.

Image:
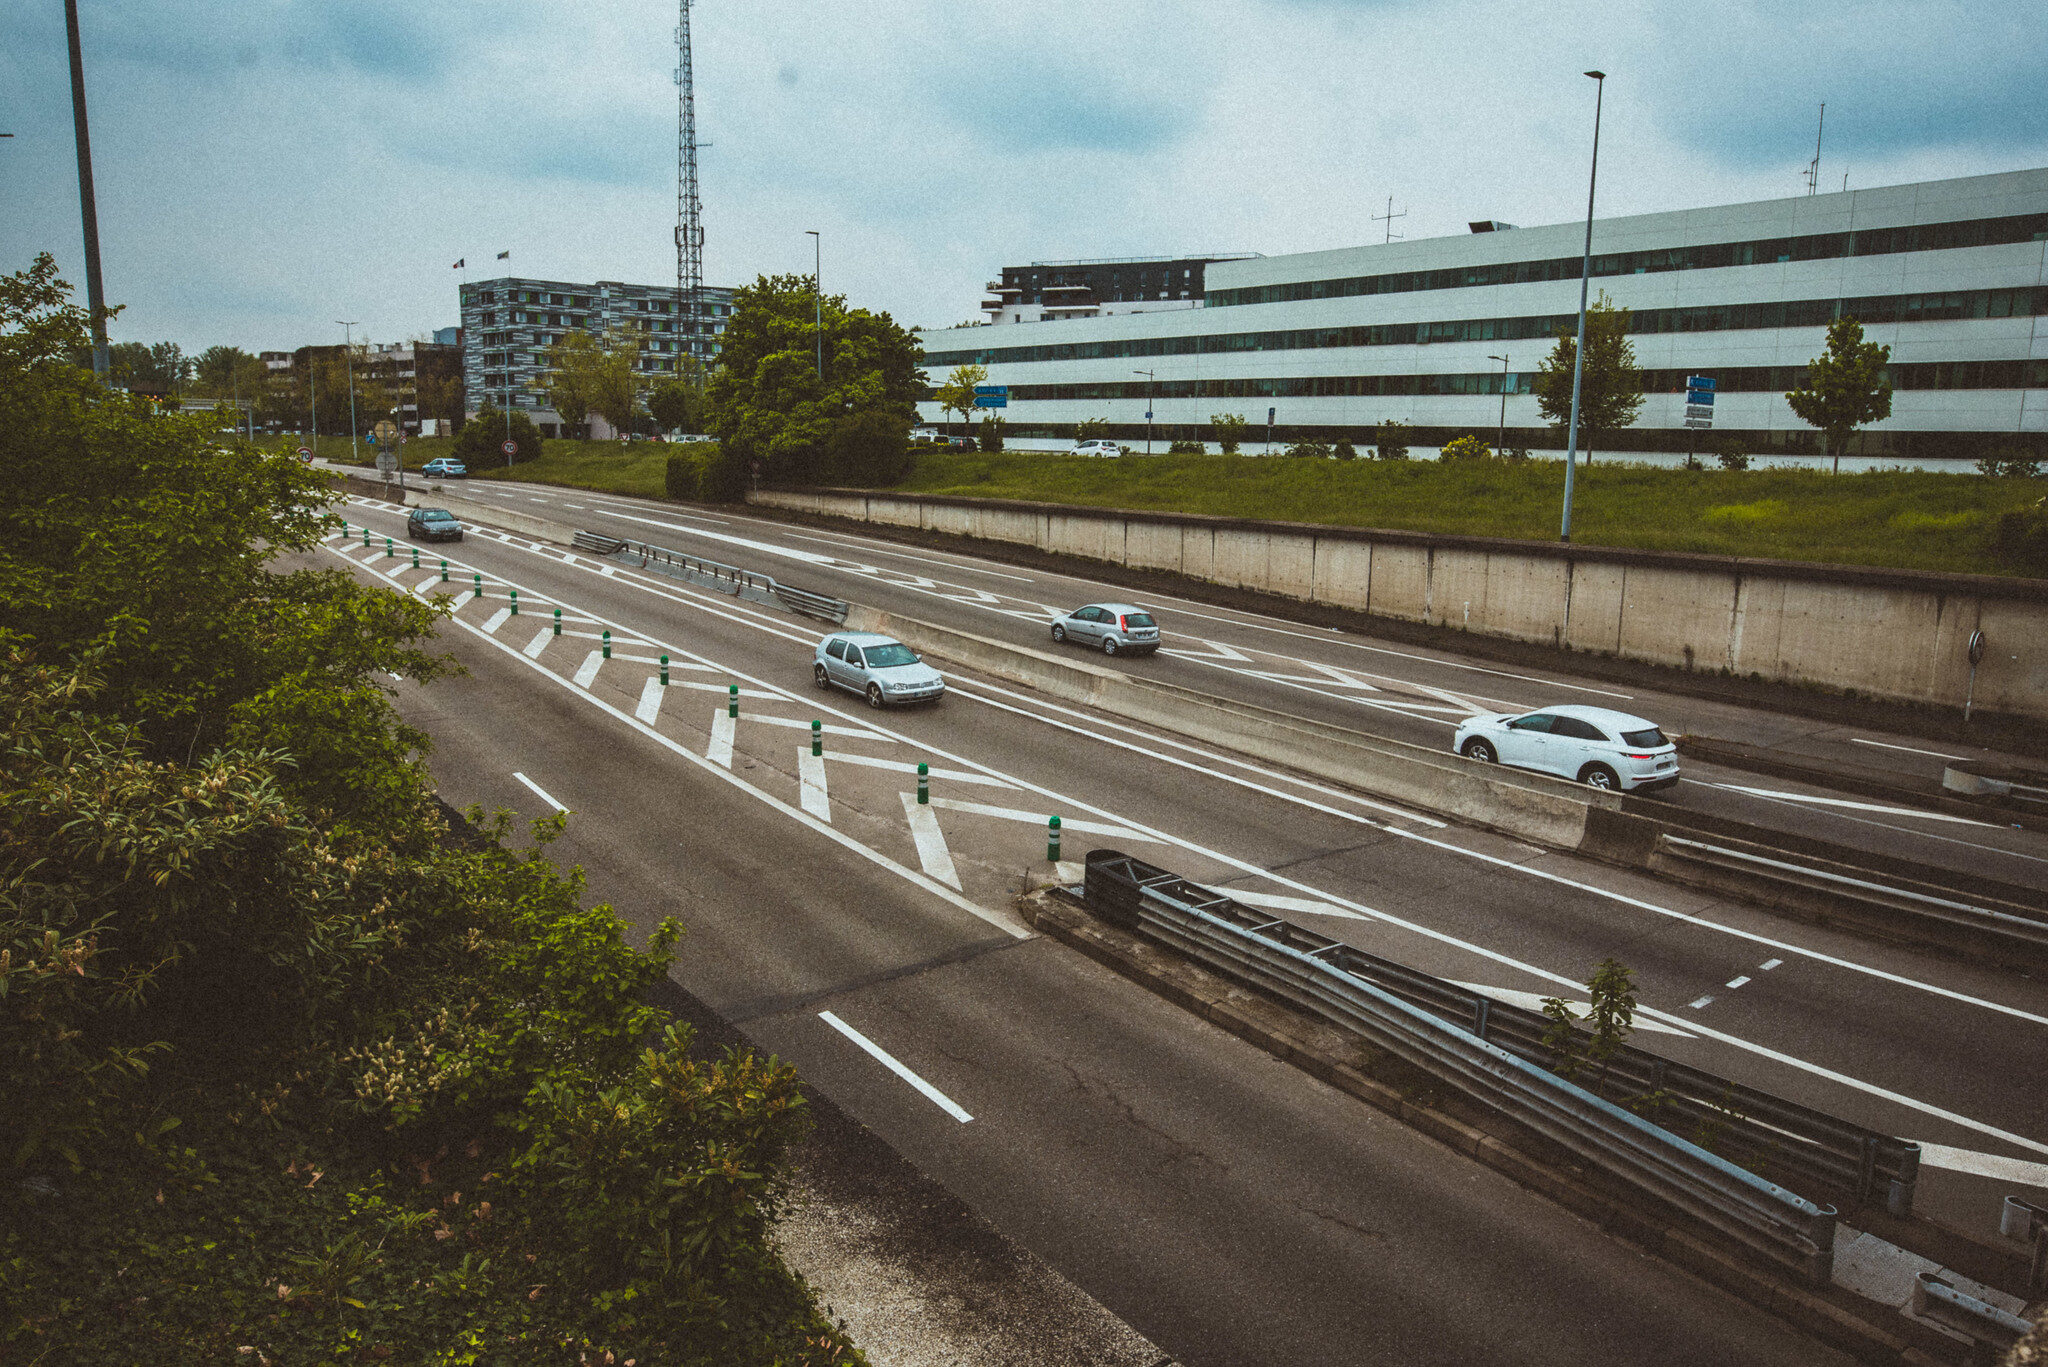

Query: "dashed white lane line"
(1761, 958), (1783, 971)
(523, 627), (552, 659)
(708, 710), (735, 767)
(1688, 995), (1715, 1010)
(1850, 737), (1966, 762)
(635, 677), (665, 724)
(902, 794), (962, 889)
(572, 651), (604, 689)
(512, 771), (566, 812)
(799, 750), (831, 821)
(818, 1011), (973, 1124)
(1725, 975), (1752, 990)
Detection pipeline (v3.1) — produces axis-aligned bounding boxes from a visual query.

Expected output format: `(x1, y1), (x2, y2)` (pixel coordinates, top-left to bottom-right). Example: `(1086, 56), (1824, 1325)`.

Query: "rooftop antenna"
(1372, 195), (1407, 245)
(674, 1), (705, 366)
(1802, 102), (1824, 195)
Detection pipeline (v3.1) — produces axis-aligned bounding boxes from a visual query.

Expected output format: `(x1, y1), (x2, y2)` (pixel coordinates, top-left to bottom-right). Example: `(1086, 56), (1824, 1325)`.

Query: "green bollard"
(472, 573), (482, 599)
(510, 589), (519, 616)
(917, 762), (929, 805)
(660, 654), (670, 687)
(384, 537), (393, 559)
(811, 720), (821, 756)
(601, 629), (611, 659)
(727, 684), (738, 719)
(552, 607), (561, 636)
(1047, 815), (1062, 863)
(440, 559), (449, 583)
(361, 527), (370, 547)
(411, 545), (420, 570)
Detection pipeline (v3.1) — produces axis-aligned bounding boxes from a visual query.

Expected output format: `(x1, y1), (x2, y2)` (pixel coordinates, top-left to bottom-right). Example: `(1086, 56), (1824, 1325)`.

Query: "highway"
(322, 489), (2046, 1364)
(444, 476), (2048, 890)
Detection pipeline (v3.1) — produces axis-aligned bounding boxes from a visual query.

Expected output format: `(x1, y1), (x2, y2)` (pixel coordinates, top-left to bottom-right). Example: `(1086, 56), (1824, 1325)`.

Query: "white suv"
(1070, 439), (1122, 458)
(1453, 704), (1680, 792)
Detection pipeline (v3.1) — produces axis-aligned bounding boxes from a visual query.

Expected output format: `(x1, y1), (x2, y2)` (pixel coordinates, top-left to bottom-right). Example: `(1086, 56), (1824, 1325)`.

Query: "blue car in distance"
(421, 458), (466, 479)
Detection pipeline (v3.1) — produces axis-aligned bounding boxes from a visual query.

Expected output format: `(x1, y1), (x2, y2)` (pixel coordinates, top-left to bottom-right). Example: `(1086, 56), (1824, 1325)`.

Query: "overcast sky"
(4, 0), (2044, 356)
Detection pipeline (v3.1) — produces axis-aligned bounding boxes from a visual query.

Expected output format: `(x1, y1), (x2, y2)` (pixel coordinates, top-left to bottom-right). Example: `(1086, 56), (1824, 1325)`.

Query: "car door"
(824, 639), (854, 688)
(1548, 716), (1609, 778)
(841, 644), (869, 691)
(1073, 607), (1106, 645)
(1494, 713), (1560, 771)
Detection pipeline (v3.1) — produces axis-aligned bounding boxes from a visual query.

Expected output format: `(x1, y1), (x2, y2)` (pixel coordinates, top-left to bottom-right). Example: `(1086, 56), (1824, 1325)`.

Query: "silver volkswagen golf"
(813, 632), (946, 708)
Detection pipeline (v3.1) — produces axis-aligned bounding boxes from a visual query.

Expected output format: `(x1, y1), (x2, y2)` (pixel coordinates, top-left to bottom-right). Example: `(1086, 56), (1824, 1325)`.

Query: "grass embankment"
(264, 435), (684, 500)
(895, 451), (2045, 577)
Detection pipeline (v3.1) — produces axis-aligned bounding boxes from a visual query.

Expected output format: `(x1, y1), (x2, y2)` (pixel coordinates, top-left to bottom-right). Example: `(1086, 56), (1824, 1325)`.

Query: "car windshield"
(1621, 726), (1668, 748)
(1122, 612), (1156, 628)
(419, 509), (455, 521)
(861, 643), (919, 668)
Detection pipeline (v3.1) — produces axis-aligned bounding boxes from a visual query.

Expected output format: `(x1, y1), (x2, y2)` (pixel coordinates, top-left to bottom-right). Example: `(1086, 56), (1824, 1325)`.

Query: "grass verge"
(262, 435), (688, 500)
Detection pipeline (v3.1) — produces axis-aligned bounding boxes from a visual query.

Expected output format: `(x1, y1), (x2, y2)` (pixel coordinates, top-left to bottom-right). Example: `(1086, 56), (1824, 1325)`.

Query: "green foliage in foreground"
(2, 254), (859, 1365)
(890, 450), (2048, 576)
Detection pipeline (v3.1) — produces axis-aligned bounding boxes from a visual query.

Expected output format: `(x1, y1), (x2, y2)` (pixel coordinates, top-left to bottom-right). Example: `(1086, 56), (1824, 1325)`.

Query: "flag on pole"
(452, 258), (464, 269)
(496, 250), (510, 260)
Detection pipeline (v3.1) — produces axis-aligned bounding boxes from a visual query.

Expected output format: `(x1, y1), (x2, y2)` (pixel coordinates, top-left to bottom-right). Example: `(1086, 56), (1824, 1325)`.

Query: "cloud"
(934, 64), (1187, 155)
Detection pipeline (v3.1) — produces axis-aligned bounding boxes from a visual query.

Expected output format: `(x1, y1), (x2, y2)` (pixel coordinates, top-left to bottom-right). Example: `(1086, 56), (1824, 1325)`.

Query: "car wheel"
(1580, 764), (1620, 791)
(1461, 738), (1497, 764)
(814, 663), (832, 690)
(1102, 636), (1120, 656)
(1051, 623), (1066, 643)
(866, 683), (886, 710)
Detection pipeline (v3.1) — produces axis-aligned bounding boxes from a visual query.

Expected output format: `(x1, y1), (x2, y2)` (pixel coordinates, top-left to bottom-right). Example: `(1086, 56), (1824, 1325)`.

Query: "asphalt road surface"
(317, 492), (2048, 1364)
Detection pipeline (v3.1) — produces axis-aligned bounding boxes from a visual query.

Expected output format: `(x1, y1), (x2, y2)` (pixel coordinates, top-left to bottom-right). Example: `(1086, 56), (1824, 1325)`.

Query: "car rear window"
(1122, 612), (1156, 628)
(863, 643), (918, 668)
(1621, 727), (1668, 748)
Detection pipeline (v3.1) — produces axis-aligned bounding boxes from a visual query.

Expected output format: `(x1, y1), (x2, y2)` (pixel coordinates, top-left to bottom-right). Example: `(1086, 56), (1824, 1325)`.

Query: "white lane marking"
(708, 710), (735, 767)
(902, 793), (962, 889)
(1912, 1142), (2048, 1188)
(635, 677), (664, 724)
(344, 512), (2048, 1148)
(784, 531), (1041, 583)
(665, 679), (785, 699)
(1850, 738), (1967, 762)
(1707, 782), (1999, 827)
(1449, 983), (1699, 1038)
(572, 651), (604, 689)
(799, 750), (831, 821)
(523, 627), (553, 659)
(1689, 995), (1715, 1010)
(1761, 958), (1783, 970)
(512, 771), (566, 812)
(483, 607), (511, 634)
(926, 796), (1152, 842)
(746, 714), (889, 740)
(565, 503), (586, 510)
(818, 1011), (972, 1123)
(1704, 779), (2048, 866)
(824, 752), (1013, 787)
(1210, 886), (1374, 922)
(1725, 975), (1751, 989)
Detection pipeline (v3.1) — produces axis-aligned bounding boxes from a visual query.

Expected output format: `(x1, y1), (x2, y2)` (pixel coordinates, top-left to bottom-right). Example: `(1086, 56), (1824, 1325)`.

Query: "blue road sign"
(1686, 375), (1716, 391)
(973, 384), (1008, 409)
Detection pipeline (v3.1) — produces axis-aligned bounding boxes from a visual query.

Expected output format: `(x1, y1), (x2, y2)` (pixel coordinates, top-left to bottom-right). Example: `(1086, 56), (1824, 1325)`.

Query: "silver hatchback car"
(1050, 603), (1161, 656)
(813, 632), (946, 708)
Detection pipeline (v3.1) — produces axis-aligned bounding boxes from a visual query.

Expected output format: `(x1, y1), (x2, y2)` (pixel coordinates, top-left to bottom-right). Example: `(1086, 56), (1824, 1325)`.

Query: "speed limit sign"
(501, 439), (518, 456)
(296, 446), (312, 459)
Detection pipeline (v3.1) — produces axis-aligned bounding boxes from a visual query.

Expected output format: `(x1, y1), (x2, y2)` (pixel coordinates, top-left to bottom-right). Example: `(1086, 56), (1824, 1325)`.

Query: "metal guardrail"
(579, 533), (849, 624)
(1083, 849), (1847, 1285)
(1656, 834), (2048, 957)
(1910, 1272), (2032, 1363)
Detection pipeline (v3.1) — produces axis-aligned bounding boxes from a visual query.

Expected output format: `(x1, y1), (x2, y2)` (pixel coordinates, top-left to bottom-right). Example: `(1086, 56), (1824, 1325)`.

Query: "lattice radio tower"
(674, 0), (704, 362)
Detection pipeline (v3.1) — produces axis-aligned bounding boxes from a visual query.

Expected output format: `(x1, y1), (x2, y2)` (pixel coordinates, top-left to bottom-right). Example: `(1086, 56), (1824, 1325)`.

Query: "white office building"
(917, 168), (2048, 463)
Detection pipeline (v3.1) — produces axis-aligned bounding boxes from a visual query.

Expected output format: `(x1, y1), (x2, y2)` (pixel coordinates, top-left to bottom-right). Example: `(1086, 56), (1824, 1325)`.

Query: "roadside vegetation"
(5, 255), (859, 1363)
(888, 449), (2048, 577)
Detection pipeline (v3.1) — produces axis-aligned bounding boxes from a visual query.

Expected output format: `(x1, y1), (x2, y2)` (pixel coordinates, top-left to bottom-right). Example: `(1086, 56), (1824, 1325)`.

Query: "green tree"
(192, 344), (261, 399)
(1714, 435), (1751, 471)
(647, 377), (698, 434)
(1785, 316), (1893, 474)
(1438, 434), (1492, 462)
(936, 363), (987, 439)
(977, 413), (1006, 452)
(454, 405), (544, 467)
(1373, 419), (1410, 461)
(1074, 417), (1111, 443)
(1210, 412), (1248, 454)
(704, 273), (924, 492)
(1532, 291), (1644, 464)
(540, 328), (643, 437)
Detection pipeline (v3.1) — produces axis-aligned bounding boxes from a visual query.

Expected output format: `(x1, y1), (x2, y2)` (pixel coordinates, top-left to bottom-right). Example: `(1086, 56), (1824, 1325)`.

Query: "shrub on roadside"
(1167, 439), (1205, 454)
(1977, 446), (2043, 479)
(1209, 412), (1248, 454)
(454, 406), (544, 467)
(1374, 420), (1410, 460)
(1714, 437), (1751, 471)
(1332, 441), (1359, 461)
(1285, 438), (1333, 459)
(1438, 434), (1492, 462)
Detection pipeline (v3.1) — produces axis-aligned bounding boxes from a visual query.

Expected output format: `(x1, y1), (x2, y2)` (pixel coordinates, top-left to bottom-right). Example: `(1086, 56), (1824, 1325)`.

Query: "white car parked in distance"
(1070, 438), (1122, 458)
(1453, 704), (1680, 792)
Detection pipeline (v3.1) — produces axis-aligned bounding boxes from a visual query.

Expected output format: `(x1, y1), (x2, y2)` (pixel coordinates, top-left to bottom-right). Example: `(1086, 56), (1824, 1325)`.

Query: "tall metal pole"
(806, 231), (821, 379)
(64, 0), (109, 378)
(309, 356), (318, 455)
(1560, 70), (1605, 543)
(676, 0), (704, 371)
(1134, 369), (1155, 455)
(1489, 354), (1509, 454)
(338, 322), (361, 466)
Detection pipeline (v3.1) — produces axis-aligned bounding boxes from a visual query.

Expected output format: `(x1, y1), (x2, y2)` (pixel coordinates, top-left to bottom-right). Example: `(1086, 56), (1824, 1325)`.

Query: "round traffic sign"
(296, 446), (311, 458)
(501, 439), (518, 456)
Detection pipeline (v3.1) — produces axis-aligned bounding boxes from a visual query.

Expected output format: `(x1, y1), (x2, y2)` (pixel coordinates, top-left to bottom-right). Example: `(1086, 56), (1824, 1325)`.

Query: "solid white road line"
(1209, 886), (1374, 922)
(1912, 1141), (2048, 1188)
(926, 795), (1152, 843)
(512, 771), (566, 812)
(572, 651), (604, 689)
(746, 714), (890, 740)
(818, 1011), (973, 1123)
(635, 677), (664, 724)
(523, 627), (552, 659)
(1850, 737), (1967, 762)
(902, 794), (962, 889)
(1704, 779), (2048, 866)
(799, 750), (831, 821)
(1449, 983), (1698, 1038)
(824, 752), (1013, 787)
(707, 710), (735, 767)
(1708, 782), (1998, 826)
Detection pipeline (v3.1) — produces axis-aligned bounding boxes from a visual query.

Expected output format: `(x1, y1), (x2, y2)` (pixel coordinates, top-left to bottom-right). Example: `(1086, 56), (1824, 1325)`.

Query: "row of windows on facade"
(471, 309), (728, 331)
(927, 284), (2048, 370)
(1205, 211), (2048, 309)
(463, 289), (723, 314)
(478, 331), (723, 355)
(476, 355), (700, 387)
(982, 356), (2048, 403)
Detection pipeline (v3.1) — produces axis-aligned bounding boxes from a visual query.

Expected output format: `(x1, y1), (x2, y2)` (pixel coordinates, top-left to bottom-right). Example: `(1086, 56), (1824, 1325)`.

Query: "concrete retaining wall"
(760, 489), (2048, 721)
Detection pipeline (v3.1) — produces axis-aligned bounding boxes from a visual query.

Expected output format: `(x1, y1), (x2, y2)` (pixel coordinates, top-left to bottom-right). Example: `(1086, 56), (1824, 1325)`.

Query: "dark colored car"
(406, 507), (464, 542)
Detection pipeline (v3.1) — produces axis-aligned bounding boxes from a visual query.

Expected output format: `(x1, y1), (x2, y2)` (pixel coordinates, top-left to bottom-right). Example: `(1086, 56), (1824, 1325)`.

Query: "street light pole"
(805, 231), (822, 380)
(337, 321), (361, 467)
(1133, 370), (1155, 455)
(1488, 354), (1510, 455)
(64, 0), (110, 378)
(1561, 69), (1606, 543)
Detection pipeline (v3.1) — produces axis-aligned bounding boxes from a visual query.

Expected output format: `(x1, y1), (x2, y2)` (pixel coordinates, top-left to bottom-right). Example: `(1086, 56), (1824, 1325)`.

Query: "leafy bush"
(1074, 418), (1110, 442)
(1374, 419), (1410, 461)
(1681, 453), (1706, 471)
(1438, 434), (1492, 462)
(1977, 446), (2043, 478)
(825, 409), (912, 485)
(1166, 439), (1204, 454)
(666, 450), (719, 500)
(1714, 437), (1751, 471)
(1332, 441), (1358, 461)
(1209, 412), (1248, 454)
(1285, 438), (1332, 459)
(454, 406), (544, 467)
(977, 414), (1006, 452)
(1501, 445), (1531, 463)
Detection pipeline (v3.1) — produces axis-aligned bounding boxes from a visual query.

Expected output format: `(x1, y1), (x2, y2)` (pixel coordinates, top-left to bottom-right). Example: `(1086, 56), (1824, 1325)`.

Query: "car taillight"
(1624, 753), (1654, 760)
(1118, 616), (1127, 630)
